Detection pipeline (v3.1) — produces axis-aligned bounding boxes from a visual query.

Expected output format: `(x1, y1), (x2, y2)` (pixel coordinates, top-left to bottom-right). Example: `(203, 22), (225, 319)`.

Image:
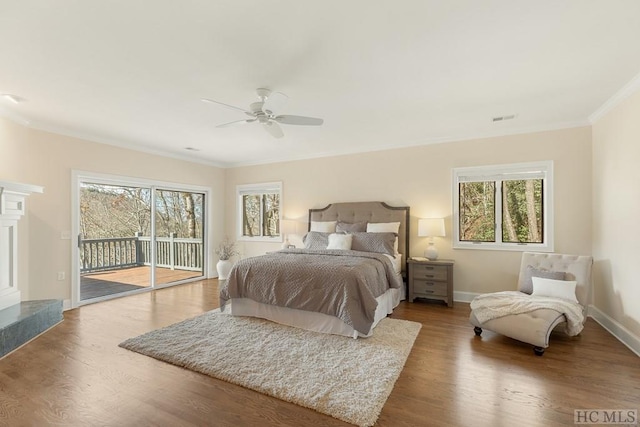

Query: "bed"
(219, 201), (410, 338)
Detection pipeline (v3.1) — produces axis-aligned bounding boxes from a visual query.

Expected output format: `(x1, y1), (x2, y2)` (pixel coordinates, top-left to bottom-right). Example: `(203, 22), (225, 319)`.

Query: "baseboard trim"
(63, 299), (72, 311)
(454, 291), (480, 304)
(587, 305), (640, 358)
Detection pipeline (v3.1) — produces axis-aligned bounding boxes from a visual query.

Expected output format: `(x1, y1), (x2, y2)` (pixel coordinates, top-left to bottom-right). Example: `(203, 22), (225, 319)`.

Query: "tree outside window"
(453, 162), (553, 252)
(459, 181), (495, 242)
(237, 182), (282, 241)
(501, 179), (542, 243)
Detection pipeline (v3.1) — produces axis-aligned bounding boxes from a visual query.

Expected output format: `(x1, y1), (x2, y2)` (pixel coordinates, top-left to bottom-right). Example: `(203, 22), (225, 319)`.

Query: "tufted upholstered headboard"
(308, 201), (410, 276)
(518, 252), (593, 308)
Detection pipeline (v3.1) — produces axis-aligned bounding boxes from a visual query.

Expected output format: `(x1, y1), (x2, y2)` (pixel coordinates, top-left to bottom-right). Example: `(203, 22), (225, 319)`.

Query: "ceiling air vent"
(492, 114), (517, 122)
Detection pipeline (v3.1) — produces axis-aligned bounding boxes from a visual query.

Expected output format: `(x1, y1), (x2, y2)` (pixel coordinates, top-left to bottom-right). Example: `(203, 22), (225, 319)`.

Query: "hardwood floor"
(1, 279), (638, 426)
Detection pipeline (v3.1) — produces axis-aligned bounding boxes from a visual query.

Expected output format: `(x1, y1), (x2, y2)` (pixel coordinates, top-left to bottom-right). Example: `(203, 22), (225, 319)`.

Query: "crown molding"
(1, 117), (228, 169)
(0, 106), (30, 127)
(589, 71), (640, 123)
(2, 109), (590, 170)
(226, 119), (590, 168)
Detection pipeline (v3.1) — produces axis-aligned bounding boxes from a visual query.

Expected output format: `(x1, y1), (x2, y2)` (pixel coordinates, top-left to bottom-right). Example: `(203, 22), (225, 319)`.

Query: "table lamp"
(418, 218), (446, 260)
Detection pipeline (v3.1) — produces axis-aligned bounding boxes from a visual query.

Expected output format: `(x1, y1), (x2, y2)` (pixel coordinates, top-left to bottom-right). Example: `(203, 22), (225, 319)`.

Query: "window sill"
(237, 236), (282, 243)
(453, 242), (554, 252)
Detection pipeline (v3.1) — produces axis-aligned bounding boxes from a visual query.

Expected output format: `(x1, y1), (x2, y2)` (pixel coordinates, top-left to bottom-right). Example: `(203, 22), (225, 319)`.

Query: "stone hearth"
(0, 299), (63, 358)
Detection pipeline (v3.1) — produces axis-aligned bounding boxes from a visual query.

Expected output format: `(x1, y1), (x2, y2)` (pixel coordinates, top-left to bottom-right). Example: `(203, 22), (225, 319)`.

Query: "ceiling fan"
(202, 88), (323, 138)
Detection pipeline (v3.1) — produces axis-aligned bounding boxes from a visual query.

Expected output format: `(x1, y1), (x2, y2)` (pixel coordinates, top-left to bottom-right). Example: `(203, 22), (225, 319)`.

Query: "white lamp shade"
(418, 218), (445, 237)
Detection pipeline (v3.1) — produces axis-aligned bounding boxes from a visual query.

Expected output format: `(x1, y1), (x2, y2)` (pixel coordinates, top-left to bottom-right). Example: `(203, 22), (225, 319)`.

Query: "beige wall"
(4, 95), (637, 346)
(225, 126), (592, 295)
(592, 90), (640, 340)
(0, 114), (597, 309)
(0, 117), (225, 304)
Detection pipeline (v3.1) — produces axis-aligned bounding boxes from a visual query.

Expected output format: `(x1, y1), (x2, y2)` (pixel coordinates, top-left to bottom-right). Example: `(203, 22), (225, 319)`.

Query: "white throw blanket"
(470, 291), (585, 336)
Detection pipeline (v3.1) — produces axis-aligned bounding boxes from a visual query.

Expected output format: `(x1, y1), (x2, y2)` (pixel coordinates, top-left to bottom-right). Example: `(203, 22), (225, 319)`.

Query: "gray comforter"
(219, 248), (403, 334)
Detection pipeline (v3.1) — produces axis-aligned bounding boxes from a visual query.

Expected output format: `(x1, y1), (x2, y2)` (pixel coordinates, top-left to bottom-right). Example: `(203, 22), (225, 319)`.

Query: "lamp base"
(424, 243), (439, 260)
(281, 237), (290, 249)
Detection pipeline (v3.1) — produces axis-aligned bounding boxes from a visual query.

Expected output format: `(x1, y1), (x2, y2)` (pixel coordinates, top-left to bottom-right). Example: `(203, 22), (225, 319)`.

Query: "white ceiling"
(2, 1), (640, 168)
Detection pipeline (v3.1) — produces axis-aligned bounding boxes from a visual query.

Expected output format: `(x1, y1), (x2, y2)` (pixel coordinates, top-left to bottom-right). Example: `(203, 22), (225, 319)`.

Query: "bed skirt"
(226, 285), (405, 338)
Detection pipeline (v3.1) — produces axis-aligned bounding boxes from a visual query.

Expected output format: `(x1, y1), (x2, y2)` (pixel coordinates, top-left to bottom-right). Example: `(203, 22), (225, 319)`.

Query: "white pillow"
(367, 222), (400, 254)
(366, 222), (400, 233)
(531, 277), (579, 303)
(327, 233), (352, 250)
(310, 221), (337, 233)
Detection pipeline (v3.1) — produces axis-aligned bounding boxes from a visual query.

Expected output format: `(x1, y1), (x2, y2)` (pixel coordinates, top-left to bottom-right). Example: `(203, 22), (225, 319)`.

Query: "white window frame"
(452, 161), (554, 252)
(236, 181), (282, 242)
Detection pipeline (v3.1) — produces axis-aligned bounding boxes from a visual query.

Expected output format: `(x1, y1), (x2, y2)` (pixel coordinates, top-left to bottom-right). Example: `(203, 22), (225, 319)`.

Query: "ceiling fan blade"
(274, 115), (324, 126)
(262, 92), (288, 116)
(216, 118), (256, 128)
(201, 98), (252, 115)
(262, 121), (284, 138)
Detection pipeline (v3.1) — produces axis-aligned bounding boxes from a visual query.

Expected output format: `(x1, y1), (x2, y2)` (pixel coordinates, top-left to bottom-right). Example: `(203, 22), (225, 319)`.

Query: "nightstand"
(408, 258), (454, 307)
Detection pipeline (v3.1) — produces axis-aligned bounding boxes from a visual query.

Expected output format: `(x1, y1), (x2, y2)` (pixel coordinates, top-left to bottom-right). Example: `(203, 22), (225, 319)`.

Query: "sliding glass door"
(79, 182), (152, 301)
(153, 189), (205, 287)
(75, 174), (208, 305)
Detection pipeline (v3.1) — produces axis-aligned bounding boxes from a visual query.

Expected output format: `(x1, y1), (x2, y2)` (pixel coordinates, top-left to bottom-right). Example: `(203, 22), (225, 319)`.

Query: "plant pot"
(216, 259), (233, 280)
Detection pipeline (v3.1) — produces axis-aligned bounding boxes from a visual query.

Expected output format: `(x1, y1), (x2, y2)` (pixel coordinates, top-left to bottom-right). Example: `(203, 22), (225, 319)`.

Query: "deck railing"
(80, 235), (203, 273)
(137, 235), (203, 272)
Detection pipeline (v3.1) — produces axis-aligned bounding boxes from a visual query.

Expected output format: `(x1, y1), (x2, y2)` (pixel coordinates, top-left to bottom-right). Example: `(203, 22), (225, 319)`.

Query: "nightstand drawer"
(413, 280), (447, 297)
(412, 265), (448, 281)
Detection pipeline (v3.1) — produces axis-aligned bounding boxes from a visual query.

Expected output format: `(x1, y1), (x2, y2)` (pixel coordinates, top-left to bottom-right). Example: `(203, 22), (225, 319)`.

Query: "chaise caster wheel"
(533, 346), (545, 356)
(473, 326), (483, 336)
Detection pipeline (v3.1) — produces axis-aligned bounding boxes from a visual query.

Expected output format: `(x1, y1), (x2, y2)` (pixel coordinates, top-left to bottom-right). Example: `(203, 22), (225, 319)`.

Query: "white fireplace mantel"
(0, 180), (44, 311)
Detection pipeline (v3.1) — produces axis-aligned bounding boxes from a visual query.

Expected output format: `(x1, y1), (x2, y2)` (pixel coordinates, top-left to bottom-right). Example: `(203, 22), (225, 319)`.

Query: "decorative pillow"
(310, 221), (337, 233)
(303, 231), (331, 250)
(366, 222), (401, 254)
(519, 265), (566, 294)
(366, 222), (400, 233)
(350, 232), (396, 257)
(336, 221), (367, 233)
(327, 233), (353, 250)
(531, 277), (579, 303)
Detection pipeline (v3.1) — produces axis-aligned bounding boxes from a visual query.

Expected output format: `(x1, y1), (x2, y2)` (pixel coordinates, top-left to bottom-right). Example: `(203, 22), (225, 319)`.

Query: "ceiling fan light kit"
(202, 88), (323, 138)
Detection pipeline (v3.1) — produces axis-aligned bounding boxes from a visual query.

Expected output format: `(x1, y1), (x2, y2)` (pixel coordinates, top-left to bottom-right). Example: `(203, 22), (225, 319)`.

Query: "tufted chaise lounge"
(470, 252), (593, 355)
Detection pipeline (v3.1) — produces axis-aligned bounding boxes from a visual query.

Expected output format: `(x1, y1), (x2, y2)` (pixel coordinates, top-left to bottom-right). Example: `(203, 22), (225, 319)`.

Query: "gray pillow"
(519, 265), (566, 294)
(303, 231), (331, 250)
(336, 221), (367, 233)
(350, 232), (396, 257)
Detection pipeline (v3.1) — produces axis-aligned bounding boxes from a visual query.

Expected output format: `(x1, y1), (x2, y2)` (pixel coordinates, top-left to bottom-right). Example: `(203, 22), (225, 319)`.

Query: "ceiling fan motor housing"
(250, 101), (264, 114)
(250, 101), (271, 123)
(255, 88), (272, 100)
(206, 88), (323, 136)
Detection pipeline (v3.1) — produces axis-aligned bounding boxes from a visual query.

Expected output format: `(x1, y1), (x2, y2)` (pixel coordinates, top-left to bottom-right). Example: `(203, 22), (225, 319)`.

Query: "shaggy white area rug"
(119, 311), (421, 426)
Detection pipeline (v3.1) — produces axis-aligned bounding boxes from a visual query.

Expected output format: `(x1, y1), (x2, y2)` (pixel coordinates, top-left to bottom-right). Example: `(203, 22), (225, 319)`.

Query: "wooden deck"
(80, 266), (202, 300)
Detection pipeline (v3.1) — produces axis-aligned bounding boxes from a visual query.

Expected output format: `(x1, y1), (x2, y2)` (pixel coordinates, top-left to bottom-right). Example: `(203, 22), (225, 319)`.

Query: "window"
(236, 182), (282, 241)
(453, 161), (553, 251)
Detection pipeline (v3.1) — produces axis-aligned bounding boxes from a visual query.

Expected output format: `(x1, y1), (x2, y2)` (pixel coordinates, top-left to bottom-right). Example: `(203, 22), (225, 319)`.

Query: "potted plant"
(215, 238), (239, 280)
